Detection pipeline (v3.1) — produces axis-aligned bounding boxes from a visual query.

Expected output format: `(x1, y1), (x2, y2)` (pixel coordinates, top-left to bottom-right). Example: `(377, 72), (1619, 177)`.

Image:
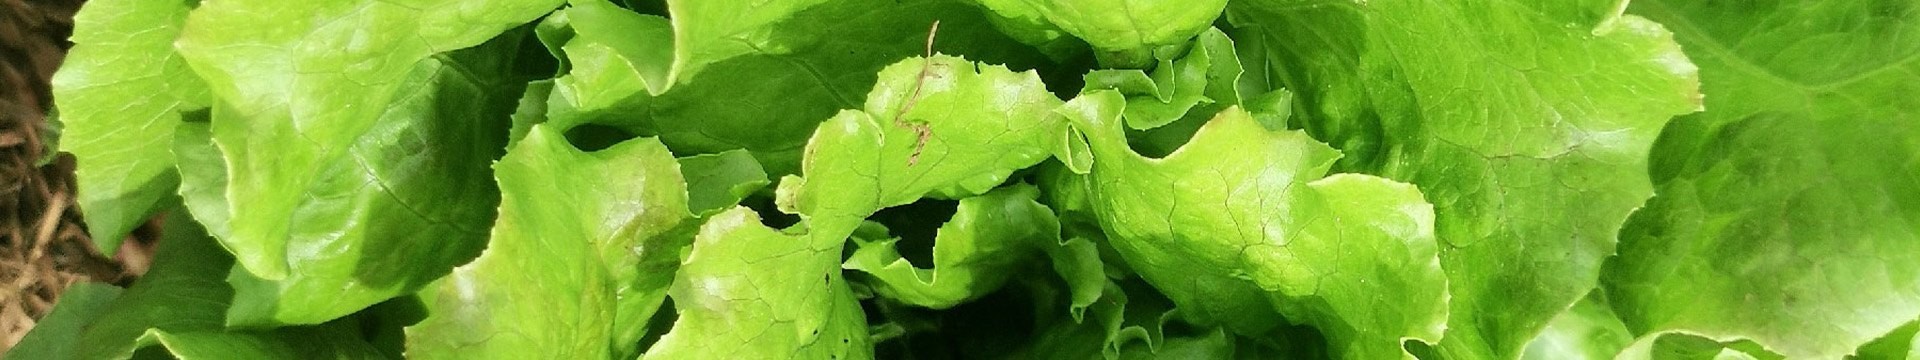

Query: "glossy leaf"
(542, 0), (833, 110)
(1081, 27), (1242, 130)
(844, 184), (1061, 309)
(781, 54), (1065, 246)
(1065, 91), (1447, 359)
(52, 0), (207, 252)
(406, 125), (691, 359)
(5, 283), (123, 360)
(664, 0), (835, 88)
(641, 207), (873, 359)
(545, 0), (1060, 175)
(1522, 293), (1634, 360)
(172, 0), (562, 281)
(1604, 1), (1920, 357)
(45, 0), (1906, 358)
(677, 150), (772, 216)
(1854, 320), (1920, 360)
(69, 215), (233, 360)
(177, 36), (528, 325)
(972, 0), (1228, 61)
(1228, 1), (1702, 357)
(135, 324), (386, 360)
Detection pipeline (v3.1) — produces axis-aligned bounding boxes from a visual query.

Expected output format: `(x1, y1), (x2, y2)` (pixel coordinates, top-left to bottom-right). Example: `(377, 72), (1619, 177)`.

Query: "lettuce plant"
(13, 0), (1917, 359)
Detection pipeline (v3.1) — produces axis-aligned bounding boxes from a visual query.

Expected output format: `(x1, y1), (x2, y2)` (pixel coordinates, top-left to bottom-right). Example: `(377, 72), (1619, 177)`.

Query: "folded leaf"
(52, 0), (208, 252)
(175, 35), (528, 325)
(1014, 280), (1205, 359)
(12, 213), (384, 360)
(1617, 334), (1782, 360)
(678, 150), (773, 216)
(664, 0), (835, 88)
(5, 283), (123, 360)
(952, 0), (1088, 61)
(1064, 91), (1447, 359)
(782, 54), (1065, 246)
(135, 324), (386, 360)
(549, 0), (676, 112)
(972, 0), (1227, 63)
(1521, 292), (1634, 360)
(844, 184), (1061, 308)
(1603, 1), (1920, 357)
(544, 0), (1061, 175)
(1853, 320), (1919, 360)
(171, 121), (229, 242)
(69, 215), (233, 360)
(643, 207), (873, 359)
(1228, 1), (1703, 357)
(172, 0), (563, 280)
(407, 124), (692, 359)
(543, 0), (832, 109)
(1081, 27), (1241, 130)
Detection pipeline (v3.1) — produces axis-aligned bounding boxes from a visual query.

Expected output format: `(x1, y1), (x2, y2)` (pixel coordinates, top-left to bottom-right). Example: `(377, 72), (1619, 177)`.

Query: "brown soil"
(1, 0), (154, 352)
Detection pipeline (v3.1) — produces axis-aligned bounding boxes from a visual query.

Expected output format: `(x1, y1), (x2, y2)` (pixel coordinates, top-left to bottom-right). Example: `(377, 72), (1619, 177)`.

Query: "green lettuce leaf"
(541, 0), (832, 110)
(1853, 321), (1919, 360)
(1063, 91), (1447, 359)
(543, 0), (1061, 175)
(171, 121), (228, 242)
(547, 0), (676, 112)
(703, 53), (1066, 357)
(1085, 281), (1194, 359)
(677, 150), (773, 216)
(10, 212), (393, 360)
(780, 54), (1065, 246)
(951, 0), (1087, 61)
(406, 124), (692, 359)
(1522, 292), (1634, 360)
(171, 0), (562, 281)
(1081, 27), (1242, 130)
(1602, 1), (1920, 358)
(1617, 334), (1782, 360)
(505, 80), (557, 148)
(133, 323), (386, 360)
(971, 0), (1227, 64)
(663, 0), (834, 88)
(68, 214), (233, 360)
(844, 184), (1062, 309)
(52, 0), (207, 252)
(1013, 280), (1206, 359)
(4, 283), (122, 360)
(173, 34), (529, 326)
(641, 207), (872, 359)
(1227, 1), (1703, 357)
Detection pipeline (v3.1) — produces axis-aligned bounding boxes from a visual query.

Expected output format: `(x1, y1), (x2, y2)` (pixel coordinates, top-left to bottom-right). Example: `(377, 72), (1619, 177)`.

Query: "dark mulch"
(2, 0), (153, 352)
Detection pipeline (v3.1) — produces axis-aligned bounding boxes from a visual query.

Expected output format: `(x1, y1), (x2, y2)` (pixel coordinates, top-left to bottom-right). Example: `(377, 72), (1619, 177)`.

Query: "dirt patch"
(1, 0), (152, 352)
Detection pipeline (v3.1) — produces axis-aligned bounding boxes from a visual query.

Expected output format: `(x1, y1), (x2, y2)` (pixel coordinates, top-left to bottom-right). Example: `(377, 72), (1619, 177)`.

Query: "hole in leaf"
(937, 282), (1039, 356)
(508, 25), (559, 82)
(617, 0), (668, 16)
(740, 194), (800, 229)
(1039, 54), (1097, 99)
(868, 282), (1043, 359)
(866, 198), (959, 267)
(355, 295), (429, 358)
(1124, 109), (1209, 159)
(131, 345), (172, 360)
(1404, 338), (1440, 360)
(633, 298), (677, 350)
(180, 108), (211, 123)
(563, 124), (639, 152)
